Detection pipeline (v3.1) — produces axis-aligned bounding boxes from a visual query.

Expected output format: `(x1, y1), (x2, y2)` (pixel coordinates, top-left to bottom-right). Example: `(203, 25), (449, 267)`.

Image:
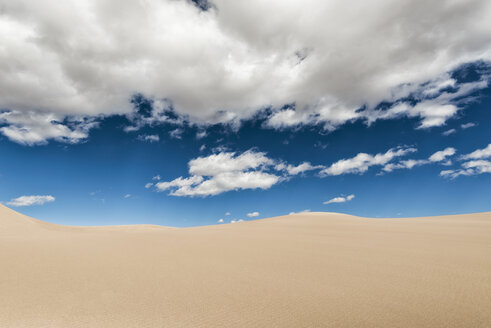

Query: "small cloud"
(225, 212), (231, 216)
(442, 128), (456, 136)
(7, 195), (55, 207)
(230, 219), (244, 223)
(323, 194), (355, 205)
(217, 218), (224, 223)
(289, 209), (311, 215)
(247, 211), (259, 218)
(461, 122), (476, 129)
(199, 144), (206, 152)
(145, 182), (154, 189)
(196, 130), (207, 139)
(428, 147), (456, 162)
(124, 194), (131, 198)
(138, 134), (159, 143)
(169, 128), (183, 139)
(152, 175), (161, 181)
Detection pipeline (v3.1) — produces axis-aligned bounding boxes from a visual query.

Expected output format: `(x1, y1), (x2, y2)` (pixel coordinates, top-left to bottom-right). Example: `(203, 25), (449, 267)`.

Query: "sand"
(0, 204), (490, 327)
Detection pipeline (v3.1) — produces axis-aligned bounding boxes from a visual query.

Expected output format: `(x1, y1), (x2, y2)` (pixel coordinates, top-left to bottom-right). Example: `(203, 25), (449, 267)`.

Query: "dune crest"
(1, 204), (490, 327)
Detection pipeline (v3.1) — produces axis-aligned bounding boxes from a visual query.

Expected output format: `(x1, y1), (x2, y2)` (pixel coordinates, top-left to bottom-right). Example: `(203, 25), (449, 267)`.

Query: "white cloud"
(321, 147), (416, 176)
(196, 130), (207, 139)
(429, 147), (456, 162)
(382, 147), (456, 172)
(461, 143), (491, 160)
(1, 0), (490, 144)
(275, 162), (324, 175)
(442, 129), (456, 136)
(124, 194), (131, 198)
(0, 111), (97, 146)
(440, 144), (491, 178)
(440, 160), (491, 178)
(137, 134), (159, 143)
(7, 195), (55, 207)
(144, 182), (154, 189)
(365, 79), (488, 129)
(289, 209), (311, 215)
(153, 150), (282, 197)
(225, 212), (231, 216)
(189, 150), (273, 176)
(230, 219), (244, 224)
(247, 211), (259, 218)
(217, 218), (224, 223)
(169, 128), (183, 139)
(323, 194), (355, 205)
(461, 122), (477, 129)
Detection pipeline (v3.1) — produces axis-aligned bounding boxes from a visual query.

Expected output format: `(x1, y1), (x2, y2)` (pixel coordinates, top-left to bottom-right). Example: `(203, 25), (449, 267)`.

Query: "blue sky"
(0, 1), (490, 226)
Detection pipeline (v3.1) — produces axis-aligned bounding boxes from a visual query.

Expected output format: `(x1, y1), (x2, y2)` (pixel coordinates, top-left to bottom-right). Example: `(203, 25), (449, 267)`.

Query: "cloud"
(225, 212), (231, 216)
(230, 219), (244, 224)
(442, 129), (456, 136)
(1, 0), (491, 144)
(461, 122), (477, 129)
(124, 194), (131, 198)
(144, 182), (154, 189)
(321, 147), (416, 176)
(440, 144), (491, 178)
(440, 160), (491, 178)
(137, 134), (159, 143)
(7, 195), (55, 207)
(196, 130), (207, 139)
(364, 78), (489, 129)
(275, 162), (324, 175)
(217, 218), (224, 223)
(382, 147), (456, 172)
(428, 147), (456, 162)
(189, 150), (273, 176)
(153, 150), (282, 196)
(289, 209), (311, 215)
(323, 194), (355, 205)
(247, 211), (259, 218)
(0, 111), (97, 146)
(169, 128), (183, 139)
(460, 143), (491, 160)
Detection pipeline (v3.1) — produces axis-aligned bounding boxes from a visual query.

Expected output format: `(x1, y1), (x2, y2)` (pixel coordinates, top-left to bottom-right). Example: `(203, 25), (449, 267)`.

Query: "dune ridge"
(1, 204), (490, 327)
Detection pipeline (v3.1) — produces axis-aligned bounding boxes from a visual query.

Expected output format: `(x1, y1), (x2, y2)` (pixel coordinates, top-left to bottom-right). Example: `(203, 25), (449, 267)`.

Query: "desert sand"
(0, 204), (490, 327)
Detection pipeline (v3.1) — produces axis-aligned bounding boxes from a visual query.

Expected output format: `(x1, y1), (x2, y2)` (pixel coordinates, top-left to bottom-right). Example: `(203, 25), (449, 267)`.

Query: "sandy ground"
(1, 204), (490, 327)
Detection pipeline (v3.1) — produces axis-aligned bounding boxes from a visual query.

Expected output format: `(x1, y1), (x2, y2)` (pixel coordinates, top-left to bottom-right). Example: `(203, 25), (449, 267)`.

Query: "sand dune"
(1, 204), (490, 327)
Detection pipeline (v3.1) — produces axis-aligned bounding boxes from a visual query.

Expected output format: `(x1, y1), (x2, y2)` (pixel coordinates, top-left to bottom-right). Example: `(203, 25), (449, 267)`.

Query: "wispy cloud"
(138, 134), (160, 143)
(247, 211), (259, 218)
(442, 129), (456, 136)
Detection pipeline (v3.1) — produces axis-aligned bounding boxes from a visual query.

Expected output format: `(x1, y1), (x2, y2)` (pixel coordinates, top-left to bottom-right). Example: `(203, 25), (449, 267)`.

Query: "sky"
(0, 0), (490, 227)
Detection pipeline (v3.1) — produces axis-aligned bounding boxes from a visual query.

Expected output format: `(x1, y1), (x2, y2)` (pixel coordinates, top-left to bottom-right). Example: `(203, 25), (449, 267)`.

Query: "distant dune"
(1, 204), (490, 327)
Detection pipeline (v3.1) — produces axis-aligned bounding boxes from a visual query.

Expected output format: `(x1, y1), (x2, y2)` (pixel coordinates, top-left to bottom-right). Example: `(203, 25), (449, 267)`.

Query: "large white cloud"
(154, 150), (281, 196)
(1, 0), (491, 144)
